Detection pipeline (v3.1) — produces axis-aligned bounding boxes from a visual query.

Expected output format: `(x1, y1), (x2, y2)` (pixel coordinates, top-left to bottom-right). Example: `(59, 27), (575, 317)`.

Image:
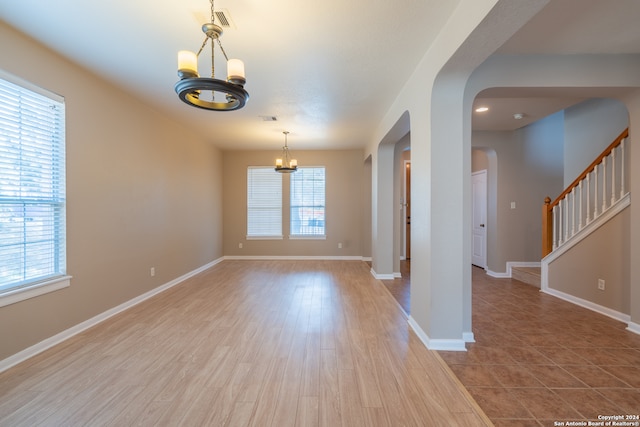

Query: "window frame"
(0, 70), (70, 307)
(246, 166), (283, 240)
(289, 166), (326, 240)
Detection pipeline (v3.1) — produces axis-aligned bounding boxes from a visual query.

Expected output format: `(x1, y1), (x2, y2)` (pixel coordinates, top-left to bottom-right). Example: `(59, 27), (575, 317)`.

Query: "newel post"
(542, 196), (552, 257)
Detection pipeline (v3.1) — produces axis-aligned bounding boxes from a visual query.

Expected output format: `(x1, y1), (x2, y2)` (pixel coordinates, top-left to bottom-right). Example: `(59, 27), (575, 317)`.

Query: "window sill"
(289, 235), (327, 240)
(0, 276), (71, 308)
(246, 235), (284, 240)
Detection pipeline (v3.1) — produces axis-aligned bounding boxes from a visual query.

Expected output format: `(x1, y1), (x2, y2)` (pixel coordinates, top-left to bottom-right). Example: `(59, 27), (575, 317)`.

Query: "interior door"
(472, 170), (487, 268)
(405, 161), (411, 260)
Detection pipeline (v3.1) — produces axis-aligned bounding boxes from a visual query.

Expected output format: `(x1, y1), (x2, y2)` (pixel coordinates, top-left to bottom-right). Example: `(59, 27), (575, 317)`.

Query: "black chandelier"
(275, 131), (298, 173)
(175, 0), (249, 111)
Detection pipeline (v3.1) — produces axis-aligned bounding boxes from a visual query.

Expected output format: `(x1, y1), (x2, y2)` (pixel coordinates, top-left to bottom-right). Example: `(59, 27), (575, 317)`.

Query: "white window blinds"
(0, 72), (67, 293)
(247, 167), (282, 239)
(290, 167), (325, 237)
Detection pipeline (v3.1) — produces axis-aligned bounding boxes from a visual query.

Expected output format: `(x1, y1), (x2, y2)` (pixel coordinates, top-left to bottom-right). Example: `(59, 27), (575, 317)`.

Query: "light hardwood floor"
(0, 260), (491, 426)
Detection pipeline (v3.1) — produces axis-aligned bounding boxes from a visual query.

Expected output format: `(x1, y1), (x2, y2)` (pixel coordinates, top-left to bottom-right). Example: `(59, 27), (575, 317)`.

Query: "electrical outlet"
(150, 267), (155, 277)
(239, 243), (243, 249)
(598, 279), (605, 291)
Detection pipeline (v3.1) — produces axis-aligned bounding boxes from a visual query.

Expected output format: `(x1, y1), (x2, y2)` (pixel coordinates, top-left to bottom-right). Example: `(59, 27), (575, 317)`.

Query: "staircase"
(541, 128), (630, 295)
(542, 128), (629, 257)
(511, 266), (541, 288)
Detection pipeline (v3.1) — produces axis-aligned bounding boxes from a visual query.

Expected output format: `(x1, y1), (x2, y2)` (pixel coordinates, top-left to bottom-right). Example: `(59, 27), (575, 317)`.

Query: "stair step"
(512, 266), (541, 288)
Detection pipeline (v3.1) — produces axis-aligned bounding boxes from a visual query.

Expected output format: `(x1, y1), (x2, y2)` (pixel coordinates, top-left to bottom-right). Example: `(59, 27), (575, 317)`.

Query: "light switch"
(510, 201), (516, 209)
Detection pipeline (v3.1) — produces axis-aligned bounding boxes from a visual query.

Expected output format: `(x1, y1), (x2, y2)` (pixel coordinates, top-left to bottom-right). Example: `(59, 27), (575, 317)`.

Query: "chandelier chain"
(216, 38), (230, 62)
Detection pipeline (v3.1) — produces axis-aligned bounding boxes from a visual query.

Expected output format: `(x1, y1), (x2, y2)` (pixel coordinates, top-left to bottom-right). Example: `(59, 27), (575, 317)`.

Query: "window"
(247, 166), (282, 239)
(0, 71), (69, 306)
(290, 167), (325, 238)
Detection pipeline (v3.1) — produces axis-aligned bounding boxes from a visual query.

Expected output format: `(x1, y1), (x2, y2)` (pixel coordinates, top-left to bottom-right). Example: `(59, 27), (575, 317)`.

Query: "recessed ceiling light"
(475, 107), (489, 112)
(513, 113), (524, 120)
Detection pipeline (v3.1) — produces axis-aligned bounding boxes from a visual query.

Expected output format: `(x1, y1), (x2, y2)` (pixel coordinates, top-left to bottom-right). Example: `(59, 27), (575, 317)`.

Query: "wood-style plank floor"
(0, 260), (491, 426)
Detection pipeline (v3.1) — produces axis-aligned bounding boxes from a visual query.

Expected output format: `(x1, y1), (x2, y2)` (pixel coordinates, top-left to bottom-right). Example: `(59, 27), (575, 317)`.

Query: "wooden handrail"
(550, 128), (628, 209)
(542, 127), (629, 257)
(542, 196), (553, 257)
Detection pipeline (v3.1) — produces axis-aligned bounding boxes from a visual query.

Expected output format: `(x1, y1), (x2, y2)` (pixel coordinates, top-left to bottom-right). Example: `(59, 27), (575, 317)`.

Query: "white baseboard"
(627, 321), (640, 336)
(463, 331), (475, 343)
(486, 269), (509, 278)
(370, 268), (395, 280)
(540, 287), (630, 325)
(393, 272), (402, 279)
(0, 257), (225, 374)
(408, 316), (467, 351)
(486, 261), (541, 278)
(224, 255), (364, 261)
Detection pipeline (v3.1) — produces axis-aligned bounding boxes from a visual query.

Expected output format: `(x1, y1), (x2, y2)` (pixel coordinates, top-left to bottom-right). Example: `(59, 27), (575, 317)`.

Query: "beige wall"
(548, 207), (630, 314)
(0, 23), (224, 360)
(222, 150), (365, 257)
(472, 114), (564, 273)
(472, 149), (489, 172)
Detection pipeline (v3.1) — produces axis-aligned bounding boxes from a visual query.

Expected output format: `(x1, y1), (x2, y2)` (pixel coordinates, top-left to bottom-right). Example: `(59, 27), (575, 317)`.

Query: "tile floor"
(383, 263), (640, 426)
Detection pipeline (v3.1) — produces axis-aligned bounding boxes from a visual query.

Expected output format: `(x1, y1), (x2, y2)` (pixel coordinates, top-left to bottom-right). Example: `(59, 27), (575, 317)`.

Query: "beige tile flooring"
(383, 263), (640, 426)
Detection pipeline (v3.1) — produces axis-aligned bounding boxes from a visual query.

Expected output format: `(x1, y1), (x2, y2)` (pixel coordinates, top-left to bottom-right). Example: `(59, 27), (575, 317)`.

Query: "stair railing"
(542, 128), (629, 257)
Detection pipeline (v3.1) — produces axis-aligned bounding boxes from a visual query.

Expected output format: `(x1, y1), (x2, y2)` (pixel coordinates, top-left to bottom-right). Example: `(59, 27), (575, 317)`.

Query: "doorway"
(471, 169), (487, 268)
(404, 160), (411, 260)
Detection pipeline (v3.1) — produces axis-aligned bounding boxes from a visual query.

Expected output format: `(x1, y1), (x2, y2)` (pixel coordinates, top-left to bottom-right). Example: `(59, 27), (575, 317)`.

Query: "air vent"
(214, 9), (236, 29)
(193, 9), (236, 29)
(259, 115), (278, 122)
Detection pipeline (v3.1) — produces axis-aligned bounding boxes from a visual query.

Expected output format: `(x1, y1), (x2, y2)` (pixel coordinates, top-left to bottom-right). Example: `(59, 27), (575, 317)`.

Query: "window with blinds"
(290, 167), (325, 238)
(247, 166), (283, 239)
(0, 71), (67, 298)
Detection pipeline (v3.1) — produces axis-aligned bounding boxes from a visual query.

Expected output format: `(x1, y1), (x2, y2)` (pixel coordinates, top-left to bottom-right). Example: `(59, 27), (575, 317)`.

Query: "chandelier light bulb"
(177, 51), (198, 78)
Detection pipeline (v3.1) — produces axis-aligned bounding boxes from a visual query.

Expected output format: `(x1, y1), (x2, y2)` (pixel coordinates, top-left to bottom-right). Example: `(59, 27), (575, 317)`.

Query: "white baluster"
(594, 164), (599, 218)
(602, 157), (607, 213)
(564, 197), (569, 242)
(586, 172), (591, 224)
(558, 200), (564, 246)
(571, 188), (576, 236)
(620, 138), (626, 198)
(558, 199), (563, 245)
(611, 148), (616, 205)
(552, 204), (558, 250)
(578, 180), (583, 231)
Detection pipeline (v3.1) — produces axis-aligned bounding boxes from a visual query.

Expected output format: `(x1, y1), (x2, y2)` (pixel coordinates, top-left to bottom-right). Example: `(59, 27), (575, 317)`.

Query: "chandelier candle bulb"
(290, 159), (297, 168)
(227, 59), (246, 86)
(177, 50), (198, 78)
(276, 159), (283, 167)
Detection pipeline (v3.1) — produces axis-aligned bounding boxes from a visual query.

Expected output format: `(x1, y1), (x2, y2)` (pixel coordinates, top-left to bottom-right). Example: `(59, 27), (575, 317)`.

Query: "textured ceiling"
(0, 0), (458, 150)
(1, 0), (640, 149)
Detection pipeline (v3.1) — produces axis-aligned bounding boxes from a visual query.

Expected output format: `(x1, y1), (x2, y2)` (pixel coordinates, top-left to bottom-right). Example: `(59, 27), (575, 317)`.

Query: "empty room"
(2, 1), (640, 425)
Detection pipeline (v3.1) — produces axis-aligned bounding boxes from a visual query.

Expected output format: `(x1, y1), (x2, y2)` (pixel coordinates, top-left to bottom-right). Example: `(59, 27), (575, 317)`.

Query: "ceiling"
(1, 0), (640, 149)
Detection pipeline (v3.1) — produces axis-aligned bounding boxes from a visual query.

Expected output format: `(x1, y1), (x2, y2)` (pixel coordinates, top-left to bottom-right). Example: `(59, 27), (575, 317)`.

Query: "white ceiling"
(2, 0), (640, 149)
(473, 0), (640, 132)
